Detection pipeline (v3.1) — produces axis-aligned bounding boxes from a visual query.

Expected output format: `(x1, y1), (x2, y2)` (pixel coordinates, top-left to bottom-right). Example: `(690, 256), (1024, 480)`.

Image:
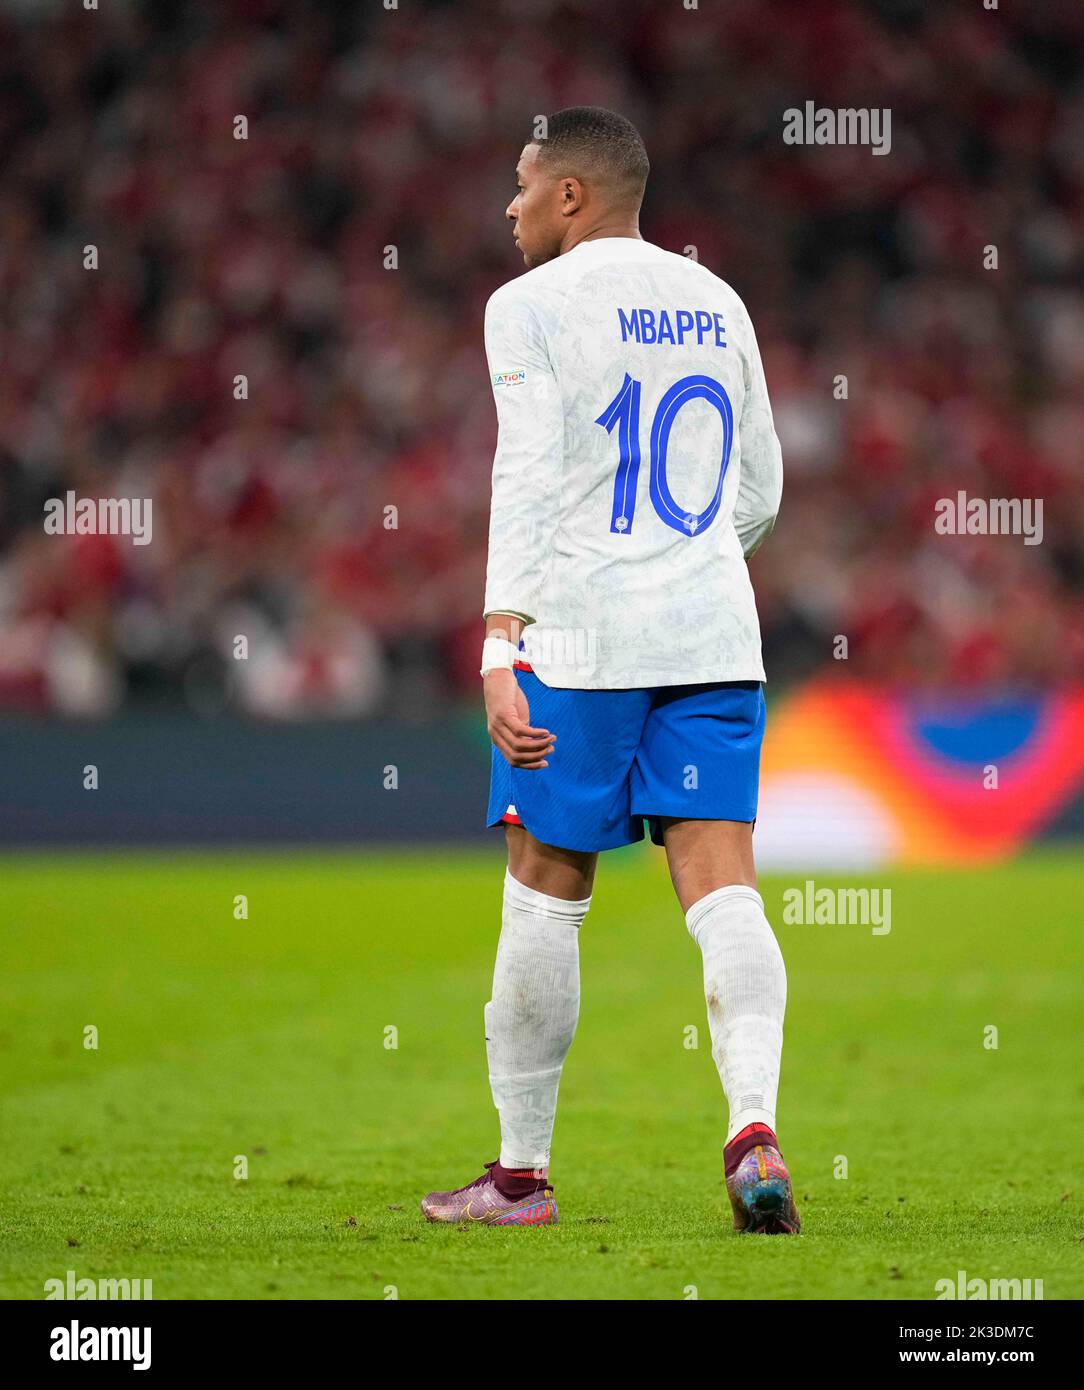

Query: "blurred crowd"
(1, 0), (1082, 719)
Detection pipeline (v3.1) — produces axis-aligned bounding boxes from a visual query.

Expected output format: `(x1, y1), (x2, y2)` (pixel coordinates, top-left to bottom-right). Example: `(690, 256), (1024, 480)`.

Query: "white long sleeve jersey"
(483, 236), (782, 689)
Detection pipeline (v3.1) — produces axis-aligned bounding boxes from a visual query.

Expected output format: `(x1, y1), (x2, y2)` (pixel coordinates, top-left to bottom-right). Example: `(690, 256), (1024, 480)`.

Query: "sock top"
(685, 883), (764, 940)
(504, 869), (592, 921)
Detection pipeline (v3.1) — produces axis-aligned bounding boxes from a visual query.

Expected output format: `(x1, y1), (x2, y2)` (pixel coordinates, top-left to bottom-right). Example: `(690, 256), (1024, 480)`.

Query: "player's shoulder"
(485, 256), (569, 319)
(645, 241), (751, 311)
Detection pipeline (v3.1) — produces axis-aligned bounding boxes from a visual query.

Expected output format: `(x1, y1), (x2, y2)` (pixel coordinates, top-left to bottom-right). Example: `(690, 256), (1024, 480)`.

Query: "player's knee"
(505, 824), (596, 901)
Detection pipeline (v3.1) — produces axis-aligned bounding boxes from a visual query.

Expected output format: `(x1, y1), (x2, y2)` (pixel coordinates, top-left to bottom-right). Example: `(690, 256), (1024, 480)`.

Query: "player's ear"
(560, 177), (584, 216)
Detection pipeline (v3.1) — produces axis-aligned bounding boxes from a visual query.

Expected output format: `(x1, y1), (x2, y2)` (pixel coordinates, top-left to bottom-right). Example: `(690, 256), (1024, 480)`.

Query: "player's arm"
(733, 315), (783, 560)
(481, 612), (554, 770)
(481, 290), (563, 769)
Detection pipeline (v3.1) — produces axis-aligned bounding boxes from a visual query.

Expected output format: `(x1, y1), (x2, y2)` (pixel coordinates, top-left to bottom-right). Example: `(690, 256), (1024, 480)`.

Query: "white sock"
(686, 885), (787, 1144)
(486, 870), (590, 1172)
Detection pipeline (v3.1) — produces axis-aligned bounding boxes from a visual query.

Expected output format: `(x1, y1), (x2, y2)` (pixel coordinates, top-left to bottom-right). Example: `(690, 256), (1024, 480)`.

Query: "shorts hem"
(485, 808), (646, 854)
(633, 805), (759, 825)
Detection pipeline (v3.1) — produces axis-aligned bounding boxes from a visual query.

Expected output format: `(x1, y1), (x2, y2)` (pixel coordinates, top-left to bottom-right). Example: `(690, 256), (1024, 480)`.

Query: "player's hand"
(484, 668), (556, 770)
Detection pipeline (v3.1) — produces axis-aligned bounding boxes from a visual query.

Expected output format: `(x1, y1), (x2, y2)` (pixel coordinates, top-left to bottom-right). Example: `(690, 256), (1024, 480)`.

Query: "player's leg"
(662, 817), (784, 1151)
(662, 812), (757, 913)
(420, 825), (595, 1226)
(505, 819), (597, 900)
(662, 814), (786, 1143)
(422, 668), (642, 1226)
(661, 815), (798, 1234)
(632, 680), (798, 1233)
(491, 667), (644, 1193)
(487, 825), (595, 1182)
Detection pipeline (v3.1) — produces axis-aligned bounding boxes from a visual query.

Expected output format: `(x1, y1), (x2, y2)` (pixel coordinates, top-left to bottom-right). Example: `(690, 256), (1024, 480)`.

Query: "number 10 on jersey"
(596, 372), (734, 537)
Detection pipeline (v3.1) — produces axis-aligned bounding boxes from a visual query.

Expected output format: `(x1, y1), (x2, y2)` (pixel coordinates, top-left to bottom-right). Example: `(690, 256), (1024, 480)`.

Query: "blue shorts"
(486, 669), (765, 853)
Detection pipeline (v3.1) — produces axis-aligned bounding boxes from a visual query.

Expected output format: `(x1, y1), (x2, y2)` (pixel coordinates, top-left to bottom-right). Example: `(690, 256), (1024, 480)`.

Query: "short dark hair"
(531, 106), (649, 206)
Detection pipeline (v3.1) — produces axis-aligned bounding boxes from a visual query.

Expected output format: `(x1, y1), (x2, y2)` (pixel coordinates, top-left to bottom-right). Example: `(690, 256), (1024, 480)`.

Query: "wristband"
(480, 636), (520, 677)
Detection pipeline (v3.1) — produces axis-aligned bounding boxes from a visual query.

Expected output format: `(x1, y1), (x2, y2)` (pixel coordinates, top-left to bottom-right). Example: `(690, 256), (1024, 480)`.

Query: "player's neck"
(561, 221), (643, 256)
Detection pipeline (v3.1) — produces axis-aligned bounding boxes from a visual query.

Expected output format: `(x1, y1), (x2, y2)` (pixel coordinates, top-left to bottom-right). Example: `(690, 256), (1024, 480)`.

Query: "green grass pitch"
(1, 846), (1080, 1300)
